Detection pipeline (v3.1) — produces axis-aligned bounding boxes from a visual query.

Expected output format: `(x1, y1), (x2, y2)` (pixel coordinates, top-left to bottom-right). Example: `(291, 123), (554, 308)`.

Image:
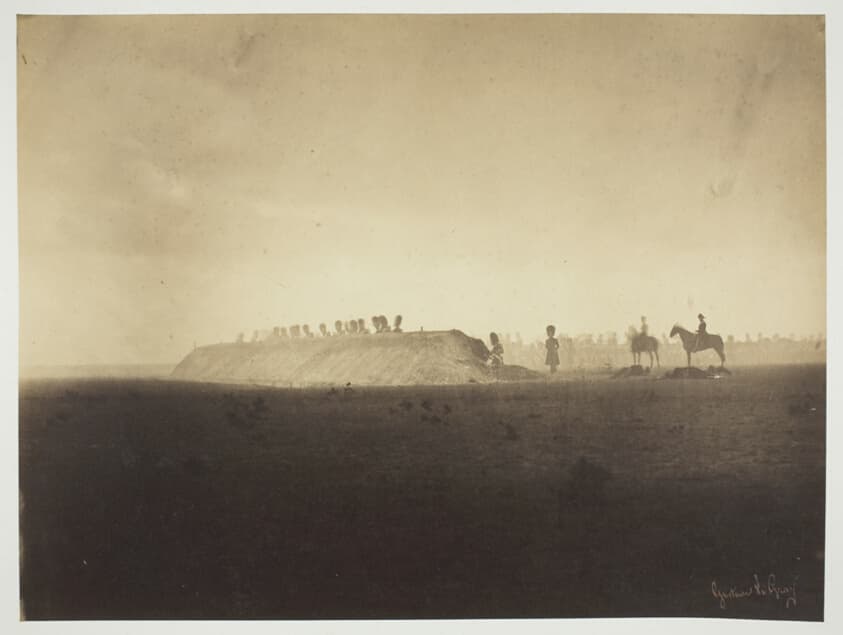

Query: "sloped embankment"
(171, 330), (525, 387)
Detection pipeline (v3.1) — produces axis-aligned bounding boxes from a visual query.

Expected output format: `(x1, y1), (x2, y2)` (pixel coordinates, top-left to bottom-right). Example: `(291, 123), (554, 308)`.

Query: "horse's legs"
(655, 350), (660, 368)
(686, 350), (692, 368)
(718, 347), (726, 368)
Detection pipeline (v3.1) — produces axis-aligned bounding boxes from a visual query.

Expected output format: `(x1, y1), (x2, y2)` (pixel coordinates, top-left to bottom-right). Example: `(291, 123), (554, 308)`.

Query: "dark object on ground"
(708, 365), (732, 375)
(665, 367), (718, 379)
(493, 365), (542, 381)
(499, 421), (519, 441)
(678, 366), (729, 379)
(561, 456), (613, 510)
(612, 365), (650, 379)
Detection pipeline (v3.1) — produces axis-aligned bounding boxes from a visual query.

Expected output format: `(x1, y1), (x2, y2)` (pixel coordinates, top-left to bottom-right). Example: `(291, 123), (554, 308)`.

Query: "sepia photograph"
(12, 0), (836, 627)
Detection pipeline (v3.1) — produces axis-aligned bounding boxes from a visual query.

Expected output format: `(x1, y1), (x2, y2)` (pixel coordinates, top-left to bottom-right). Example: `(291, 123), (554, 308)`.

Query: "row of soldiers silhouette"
(236, 315), (404, 343)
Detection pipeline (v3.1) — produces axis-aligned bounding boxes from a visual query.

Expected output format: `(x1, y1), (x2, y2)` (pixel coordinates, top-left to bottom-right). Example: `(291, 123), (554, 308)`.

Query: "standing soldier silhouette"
(545, 325), (560, 373)
(488, 332), (504, 368)
(640, 316), (649, 337)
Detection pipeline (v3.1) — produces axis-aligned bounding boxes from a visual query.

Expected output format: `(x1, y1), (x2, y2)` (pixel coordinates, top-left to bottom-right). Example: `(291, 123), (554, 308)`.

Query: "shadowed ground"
(19, 365), (825, 620)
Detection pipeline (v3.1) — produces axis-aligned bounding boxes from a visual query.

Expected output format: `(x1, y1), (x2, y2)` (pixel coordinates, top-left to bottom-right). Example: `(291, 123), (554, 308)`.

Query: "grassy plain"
(19, 365), (825, 620)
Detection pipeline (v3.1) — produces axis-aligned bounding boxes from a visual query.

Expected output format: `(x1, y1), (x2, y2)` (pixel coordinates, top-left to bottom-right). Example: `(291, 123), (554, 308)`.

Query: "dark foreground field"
(19, 365), (825, 620)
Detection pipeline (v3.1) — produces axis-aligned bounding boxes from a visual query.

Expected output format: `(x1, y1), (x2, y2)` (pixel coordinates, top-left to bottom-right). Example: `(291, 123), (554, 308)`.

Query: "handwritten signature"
(711, 574), (797, 610)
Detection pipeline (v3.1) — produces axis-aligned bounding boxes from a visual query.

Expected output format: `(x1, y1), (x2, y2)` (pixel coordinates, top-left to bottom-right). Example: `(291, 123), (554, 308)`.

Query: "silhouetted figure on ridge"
(348, 320), (359, 335)
(279, 326), (289, 338)
(393, 315), (403, 333)
(335, 320), (345, 336)
(236, 332), (245, 344)
(357, 318), (368, 334)
(379, 315), (391, 333)
(289, 325), (301, 338)
(319, 323), (329, 337)
(302, 324), (314, 338)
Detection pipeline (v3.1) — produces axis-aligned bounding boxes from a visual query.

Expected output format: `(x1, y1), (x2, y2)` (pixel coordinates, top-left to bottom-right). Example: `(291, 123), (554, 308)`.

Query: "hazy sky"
(18, 13), (826, 365)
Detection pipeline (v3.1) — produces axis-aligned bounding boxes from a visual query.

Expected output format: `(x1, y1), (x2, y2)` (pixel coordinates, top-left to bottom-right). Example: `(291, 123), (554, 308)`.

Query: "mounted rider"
(695, 313), (707, 351)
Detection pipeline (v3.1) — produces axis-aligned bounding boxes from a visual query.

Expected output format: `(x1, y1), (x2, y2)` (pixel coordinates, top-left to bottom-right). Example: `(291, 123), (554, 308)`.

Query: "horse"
(631, 334), (660, 368)
(669, 324), (726, 368)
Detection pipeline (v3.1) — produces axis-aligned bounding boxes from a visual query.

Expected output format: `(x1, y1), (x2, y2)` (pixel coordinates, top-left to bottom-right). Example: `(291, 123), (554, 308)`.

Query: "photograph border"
(3, 1), (839, 633)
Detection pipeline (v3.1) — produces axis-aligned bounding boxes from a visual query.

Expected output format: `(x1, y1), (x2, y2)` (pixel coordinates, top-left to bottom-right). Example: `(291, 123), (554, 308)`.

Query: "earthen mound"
(171, 329), (536, 387)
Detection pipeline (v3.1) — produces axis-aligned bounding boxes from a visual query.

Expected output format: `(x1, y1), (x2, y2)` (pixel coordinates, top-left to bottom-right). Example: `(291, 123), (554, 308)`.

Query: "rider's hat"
(698, 313), (705, 319)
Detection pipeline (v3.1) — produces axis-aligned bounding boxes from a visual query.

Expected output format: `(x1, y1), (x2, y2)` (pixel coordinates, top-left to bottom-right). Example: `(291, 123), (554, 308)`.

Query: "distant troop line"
(236, 314), (404, 343)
